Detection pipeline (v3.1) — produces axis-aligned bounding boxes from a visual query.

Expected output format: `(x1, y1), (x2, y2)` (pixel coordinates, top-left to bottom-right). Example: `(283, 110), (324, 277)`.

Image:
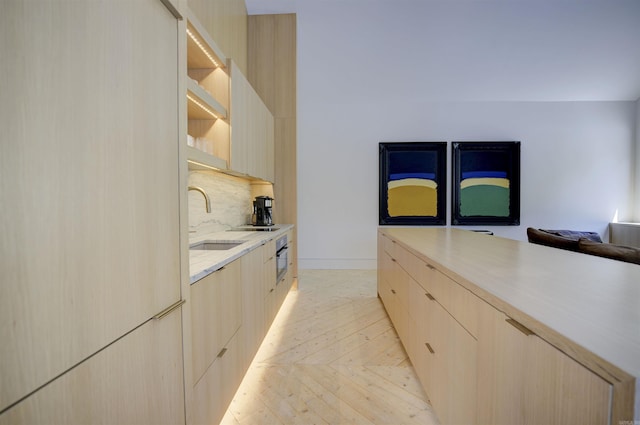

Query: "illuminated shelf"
(186, 146), (227, 171)
(187, 78), (227, 120)
(185, 8), (227, 70)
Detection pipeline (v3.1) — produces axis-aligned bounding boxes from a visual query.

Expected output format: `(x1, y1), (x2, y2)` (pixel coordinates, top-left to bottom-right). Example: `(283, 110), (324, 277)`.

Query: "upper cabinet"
(185, 9), (274, 183)
(185, 8), (230, 171)
(229, 61), (275, 183)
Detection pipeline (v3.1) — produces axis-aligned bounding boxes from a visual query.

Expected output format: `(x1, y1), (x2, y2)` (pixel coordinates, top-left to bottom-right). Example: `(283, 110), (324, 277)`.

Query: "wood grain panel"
(187, 0), (247, 73)
(0, 309), (184, 425)
(248, 15), (297, 277)
(191, 260), (242, 384)
(0, 0), (180, 412)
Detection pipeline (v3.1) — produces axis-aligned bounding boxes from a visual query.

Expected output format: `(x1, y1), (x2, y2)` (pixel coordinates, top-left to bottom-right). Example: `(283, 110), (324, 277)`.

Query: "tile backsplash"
(188, 170), (252, 237)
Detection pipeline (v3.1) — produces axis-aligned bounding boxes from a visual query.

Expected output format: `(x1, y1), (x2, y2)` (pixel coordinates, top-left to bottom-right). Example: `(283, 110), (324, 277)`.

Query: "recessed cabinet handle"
(153, 299), (186, 320)
(391, 289), (396, 294)
(426, 293), (435, 301)
(217, 348), (228, 358)
(506, 318), (535, 336)
(425, 342), (435, 354)
(426, 264), (436, 270)
(391, 258), (397, 262)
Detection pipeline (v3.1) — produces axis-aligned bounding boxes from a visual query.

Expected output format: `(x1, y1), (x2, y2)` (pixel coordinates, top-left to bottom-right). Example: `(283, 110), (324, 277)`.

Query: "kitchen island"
(378, 227), (640, 424)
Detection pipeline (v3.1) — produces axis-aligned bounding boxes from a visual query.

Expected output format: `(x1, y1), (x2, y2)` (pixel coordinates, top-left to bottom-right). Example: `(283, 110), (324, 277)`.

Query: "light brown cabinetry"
(0, 309), (185, 425)
(0, 0), (183, 421)
(378, 228), (625, 425)
(185, 8), (231, 170)
(190, 260), (242, 385)
(230, 61), (275, 182)
(191, 230), (294, 425)
(190, 259), (243, 425)
(476, 304), (612, 425)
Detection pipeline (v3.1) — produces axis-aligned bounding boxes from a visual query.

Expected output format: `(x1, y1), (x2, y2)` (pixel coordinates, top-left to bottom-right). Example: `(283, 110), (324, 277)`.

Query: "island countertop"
(380, 227), (640, 420)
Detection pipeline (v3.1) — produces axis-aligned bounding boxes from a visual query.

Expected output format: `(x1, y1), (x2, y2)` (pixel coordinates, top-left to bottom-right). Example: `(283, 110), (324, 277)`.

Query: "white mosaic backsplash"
(188, 170), (252, 237)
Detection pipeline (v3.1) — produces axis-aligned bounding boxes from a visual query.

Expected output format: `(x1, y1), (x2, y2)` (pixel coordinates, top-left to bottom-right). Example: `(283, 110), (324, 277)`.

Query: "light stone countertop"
(189, 224), (293, 284)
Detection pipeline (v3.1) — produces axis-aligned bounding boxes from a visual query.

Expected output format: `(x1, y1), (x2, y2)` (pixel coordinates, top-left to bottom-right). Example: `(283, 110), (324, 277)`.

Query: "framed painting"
(452, 141), (520, 225)
(379, 142), (447, 225)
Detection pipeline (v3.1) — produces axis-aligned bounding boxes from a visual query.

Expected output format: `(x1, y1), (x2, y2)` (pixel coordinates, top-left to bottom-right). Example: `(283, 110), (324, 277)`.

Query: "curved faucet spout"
(188, 186), (211, 213)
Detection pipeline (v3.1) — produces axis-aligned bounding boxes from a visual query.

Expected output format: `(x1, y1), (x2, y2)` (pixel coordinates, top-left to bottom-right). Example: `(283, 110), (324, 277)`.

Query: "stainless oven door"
(276, 245), (288, 282)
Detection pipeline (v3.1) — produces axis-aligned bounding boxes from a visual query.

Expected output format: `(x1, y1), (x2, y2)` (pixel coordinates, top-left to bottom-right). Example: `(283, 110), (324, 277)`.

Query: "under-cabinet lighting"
(188, 159), (221, 171)
(186, 28), (220, 68)
(187, 93), (219, 119)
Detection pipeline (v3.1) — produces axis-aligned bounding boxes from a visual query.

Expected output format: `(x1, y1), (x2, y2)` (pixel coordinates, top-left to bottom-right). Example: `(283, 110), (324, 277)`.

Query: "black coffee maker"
(252, 196), (274, 226)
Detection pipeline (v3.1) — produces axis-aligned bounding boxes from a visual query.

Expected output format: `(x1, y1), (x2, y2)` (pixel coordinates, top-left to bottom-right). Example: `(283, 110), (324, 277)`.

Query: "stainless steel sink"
(189, 241), (244, 251)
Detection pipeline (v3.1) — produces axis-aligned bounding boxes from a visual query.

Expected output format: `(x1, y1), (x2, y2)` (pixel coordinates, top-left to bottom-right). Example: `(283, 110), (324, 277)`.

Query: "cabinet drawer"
(191, 260), (242, 383)
(430, 269), (479, 337)
(192, 329), (244, 425)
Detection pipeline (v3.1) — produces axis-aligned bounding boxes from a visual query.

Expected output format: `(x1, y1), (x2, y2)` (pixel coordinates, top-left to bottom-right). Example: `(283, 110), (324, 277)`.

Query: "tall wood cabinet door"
(428, 301), (477, 425)
(0, 307), (185, 425)
(240, 247), (266, 366)
(0, 0), (181, 412)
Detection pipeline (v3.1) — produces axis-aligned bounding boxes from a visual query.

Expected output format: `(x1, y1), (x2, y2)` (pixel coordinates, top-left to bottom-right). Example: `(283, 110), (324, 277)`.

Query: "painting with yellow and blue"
(379, 142), (446, 225)
(452, 141), (520, 225)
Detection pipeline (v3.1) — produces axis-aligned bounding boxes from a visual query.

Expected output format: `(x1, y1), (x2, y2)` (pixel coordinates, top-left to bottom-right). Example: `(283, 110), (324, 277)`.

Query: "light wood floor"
(221, 269), (439, 425)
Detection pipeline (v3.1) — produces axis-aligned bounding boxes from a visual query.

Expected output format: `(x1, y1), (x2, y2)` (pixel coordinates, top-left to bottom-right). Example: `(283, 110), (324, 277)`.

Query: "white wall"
(295, 0), (640, 269)
(635, 98), (640, 220)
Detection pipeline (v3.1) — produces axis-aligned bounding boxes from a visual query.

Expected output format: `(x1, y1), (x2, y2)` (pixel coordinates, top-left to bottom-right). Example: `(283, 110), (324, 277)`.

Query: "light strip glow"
(187, 93), (219, 119)
(186, 28), (220, 68)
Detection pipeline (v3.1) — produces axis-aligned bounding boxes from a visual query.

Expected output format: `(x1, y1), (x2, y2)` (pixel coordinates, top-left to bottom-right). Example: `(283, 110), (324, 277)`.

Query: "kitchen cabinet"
(185, 7), (231, 170)
(192, 327), (244, 425)
(240, 245), (268, 365)
(476, 304), (612, 425)
(230, 60), (275, 182)
(190, 260), (242, 385)
(0, 308), (184, 425)
(378, 228), (638, 424)
(0, 0), (182, 419)
(409, 278), (477, 425)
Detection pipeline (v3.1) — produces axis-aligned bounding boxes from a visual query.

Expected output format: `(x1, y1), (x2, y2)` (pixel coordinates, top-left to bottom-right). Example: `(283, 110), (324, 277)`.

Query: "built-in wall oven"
(275, 234), (288, 283)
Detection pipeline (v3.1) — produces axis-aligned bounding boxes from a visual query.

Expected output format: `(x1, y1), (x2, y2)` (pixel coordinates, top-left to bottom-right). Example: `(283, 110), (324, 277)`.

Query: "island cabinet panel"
(476, 303), (612, 425)
(407, 264), (477, 425)
(378, 228), (629, 425)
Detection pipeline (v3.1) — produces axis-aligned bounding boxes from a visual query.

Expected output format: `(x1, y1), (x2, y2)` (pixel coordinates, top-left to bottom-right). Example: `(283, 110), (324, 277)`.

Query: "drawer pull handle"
(217, 348), (228, 358)
(391, 258), (397, 262)
(426, 293), (435, 301)
(270, 288), (275, 293)
(391, 289), (396, 294)
(506, 318), (534, 336)
(426, 264), (436, 270)
(425, 343), (435, 354)
(153, 299), (186, 320)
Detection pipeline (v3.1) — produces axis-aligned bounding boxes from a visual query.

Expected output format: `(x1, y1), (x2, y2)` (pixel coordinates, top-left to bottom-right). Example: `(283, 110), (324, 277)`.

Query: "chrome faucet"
(188, 186), (211, 213)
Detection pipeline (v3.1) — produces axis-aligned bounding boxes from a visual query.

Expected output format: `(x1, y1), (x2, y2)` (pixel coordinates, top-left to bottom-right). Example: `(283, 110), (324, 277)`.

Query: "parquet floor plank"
(221, 270), (439, 425)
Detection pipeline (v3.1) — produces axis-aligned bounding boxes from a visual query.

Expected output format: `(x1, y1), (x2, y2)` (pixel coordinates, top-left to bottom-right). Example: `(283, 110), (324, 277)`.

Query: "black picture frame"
(451, 141), (520, 226)
(379, 142), (447, 225)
